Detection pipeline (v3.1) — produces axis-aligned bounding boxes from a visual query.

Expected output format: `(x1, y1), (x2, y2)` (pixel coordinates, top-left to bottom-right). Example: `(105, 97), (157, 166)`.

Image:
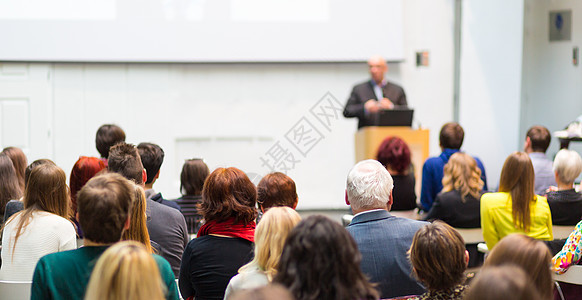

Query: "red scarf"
(197, 218), (255, 242)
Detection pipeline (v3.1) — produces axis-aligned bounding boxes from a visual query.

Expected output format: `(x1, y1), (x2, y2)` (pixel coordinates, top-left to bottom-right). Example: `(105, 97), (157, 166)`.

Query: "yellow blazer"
(480, 192), (553, 249)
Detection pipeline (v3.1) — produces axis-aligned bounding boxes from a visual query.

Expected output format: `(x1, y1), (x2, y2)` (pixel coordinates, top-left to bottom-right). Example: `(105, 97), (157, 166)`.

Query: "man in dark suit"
(343, 55), (408, 128)
(345, 159), (427, 299)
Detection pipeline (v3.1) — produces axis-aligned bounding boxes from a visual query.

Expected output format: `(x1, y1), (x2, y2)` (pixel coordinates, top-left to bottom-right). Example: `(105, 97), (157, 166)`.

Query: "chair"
(0, 280), (32, 300)
(454, 228), (484, 244)
(553, 265), (582, 285)
(553, 225), (576, 240)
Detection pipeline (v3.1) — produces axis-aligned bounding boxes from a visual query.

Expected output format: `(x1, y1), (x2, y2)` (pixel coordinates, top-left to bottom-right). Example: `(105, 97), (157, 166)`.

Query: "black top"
(179, 235), (253, 300)
(174, 195), (204, 235)
(424, 190), (481, 228)
(547, 189), (582, 225)
(391, 172), (417, 211)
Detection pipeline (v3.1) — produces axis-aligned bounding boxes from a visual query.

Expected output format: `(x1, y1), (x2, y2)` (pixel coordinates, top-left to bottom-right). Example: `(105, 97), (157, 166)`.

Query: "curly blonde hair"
(441, 152), (483, 201)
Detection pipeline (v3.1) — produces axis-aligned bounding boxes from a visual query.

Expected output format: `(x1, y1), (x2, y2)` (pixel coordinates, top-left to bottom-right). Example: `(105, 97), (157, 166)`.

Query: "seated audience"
(376, 136), (417, 211)
(420, 122), (487, 211)
(229, 284), (294, 300)
(31, 173), (178, 300)
(138, 142), (180, 210)
(546, 149), (582, 225)
(179, 167), (256, 300)
(0, 163), (76, 280)
(524, 125), (556, 195)
(345, 159), (427, 299)
(408, 221), (469, 300)
(2, 146), (28, 192)
(174, 158), (209, 234)
(121, 184), (154, 253)
(464, 265), (542, 300)
(425, 152), (483, 228)
(4, 159), (55, 222)
(95, 124), (126, 165)
(484, 234), (553, 300)
(481, 152), (553, 249)
(108, 142), (188, 277)
(0, 154), (23, 224)
(225, 207), (301, 298)
(85, 241), (165, 300)
(69, 156), (106, 237)
(256, 172), (298, 222)
(274, 215), (378, 300)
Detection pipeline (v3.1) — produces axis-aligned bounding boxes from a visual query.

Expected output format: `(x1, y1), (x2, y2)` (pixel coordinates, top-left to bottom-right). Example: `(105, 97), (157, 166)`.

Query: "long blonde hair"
(121, 185), (153, 253)
(441, 152), (483, 201)
(240, 207), (301, 280)
(85, 241), (165, 300)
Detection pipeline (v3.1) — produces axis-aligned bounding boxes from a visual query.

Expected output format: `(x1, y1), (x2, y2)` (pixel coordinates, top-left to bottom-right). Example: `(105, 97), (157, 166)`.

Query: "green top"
(31, 246), (179, 300)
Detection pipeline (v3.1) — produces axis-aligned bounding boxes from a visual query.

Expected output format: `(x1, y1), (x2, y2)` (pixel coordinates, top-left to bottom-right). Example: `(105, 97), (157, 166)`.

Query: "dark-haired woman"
(376, 136), (416, 211)
(274, 215), (378, 300)
(480, 152), (553, 249)
(179, 167), (256, 300)
(0, 154), (23, 224)
(174, 159), (209, 235)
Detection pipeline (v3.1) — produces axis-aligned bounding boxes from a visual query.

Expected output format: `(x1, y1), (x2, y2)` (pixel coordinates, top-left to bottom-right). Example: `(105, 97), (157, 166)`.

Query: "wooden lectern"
(355, 126), (429, 195)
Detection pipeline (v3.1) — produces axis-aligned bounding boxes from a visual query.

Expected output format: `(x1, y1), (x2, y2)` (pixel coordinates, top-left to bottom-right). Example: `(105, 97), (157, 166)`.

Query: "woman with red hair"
(70, 156), (106, 237)
(376, 136), (417, 210)
(179, 167), (256, 300)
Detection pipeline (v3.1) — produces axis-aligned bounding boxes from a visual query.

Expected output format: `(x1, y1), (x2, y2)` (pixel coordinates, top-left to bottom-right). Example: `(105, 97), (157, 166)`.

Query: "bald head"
(368, 55), (387, 84)
(346, 159), (393, 212)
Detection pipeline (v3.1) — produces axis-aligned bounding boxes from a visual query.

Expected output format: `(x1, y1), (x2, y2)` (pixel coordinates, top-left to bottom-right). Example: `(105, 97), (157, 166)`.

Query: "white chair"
(454, 228), (485, 244)
(0, 280), (32, 300)
(553, 225), (576, 240)
(553, 265), (582, 285)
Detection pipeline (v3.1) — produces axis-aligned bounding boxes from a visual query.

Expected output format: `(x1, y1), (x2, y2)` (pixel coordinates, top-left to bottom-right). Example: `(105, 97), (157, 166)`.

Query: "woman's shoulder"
(32, 211), (74, 228)
(230, 268), (269, 289)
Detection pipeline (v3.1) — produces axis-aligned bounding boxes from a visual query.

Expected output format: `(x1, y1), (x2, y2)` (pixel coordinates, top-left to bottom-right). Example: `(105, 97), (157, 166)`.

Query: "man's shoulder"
(352, 80), (372, 91)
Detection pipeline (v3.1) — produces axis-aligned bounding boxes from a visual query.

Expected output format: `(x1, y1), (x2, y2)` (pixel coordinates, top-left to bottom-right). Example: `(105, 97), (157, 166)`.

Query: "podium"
(355, 126), (429, 195)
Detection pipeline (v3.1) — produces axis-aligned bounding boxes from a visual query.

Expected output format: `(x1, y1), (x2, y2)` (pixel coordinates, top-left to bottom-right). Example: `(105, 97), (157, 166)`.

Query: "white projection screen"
(0, 0), (404, 62)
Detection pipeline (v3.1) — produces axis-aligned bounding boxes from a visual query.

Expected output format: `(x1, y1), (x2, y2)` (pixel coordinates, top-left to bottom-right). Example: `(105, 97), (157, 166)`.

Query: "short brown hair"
(107, 143), (144, 185)
(137, 142), (164, 184)
(439, 122), (464, 149)
(526, 125), (551, 152)
(257, 172), (297, 211)
(77, 173), (134, 244)
(201, 167), (257, 225)
(180, 159), (209, 196)
(484, 234), (553, 300)
(409, 221), (467, 291)
(96, 124), (126, 159)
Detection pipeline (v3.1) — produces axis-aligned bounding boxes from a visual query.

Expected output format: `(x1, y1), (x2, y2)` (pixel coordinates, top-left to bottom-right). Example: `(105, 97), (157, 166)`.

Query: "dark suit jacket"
(346, 209), (427, 299)
(343, 80), (407, 128)
(424, 190), (482, 228)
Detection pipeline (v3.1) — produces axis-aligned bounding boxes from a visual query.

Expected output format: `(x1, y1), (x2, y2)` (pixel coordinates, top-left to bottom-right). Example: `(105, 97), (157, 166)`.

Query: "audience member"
(228, 284), (294, 300)
(464, 265), (542, 300)
(274, 215), (378, 300)
(345, 159), (427, 298)
(108, 142), (187, 277)
(480, 152), (553, 249)
(95, 124), (126, 163)
(174, 158), (209, 234)
(552, 219), (582, 299)
(138, 142), (180, 210)
(2, 146), (28, 192)
(4, 159), (55, 222)
(256, 172), (298, 223)
(85, 241), (165, 300)
(121, 184), (154, 253)
(424, 152), (483, 228)
(31, 173), (178, 300)
(420, 122), (487, 211)
(376, 136), (417, 211)
(225, 207), (301, 299)
(0, 154), (23, 224)
(69, 156), (106, 237)
(0, 163), (76, 281)
(484, 234), (553, 300)
(524, 125), (556, 195)
(179, 167), (256, 300)
(546, 149), (582, 225)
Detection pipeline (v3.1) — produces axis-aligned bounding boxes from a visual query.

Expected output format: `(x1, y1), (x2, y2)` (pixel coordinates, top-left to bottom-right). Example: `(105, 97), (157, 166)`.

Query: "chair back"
(454, 228), (485, 244)
(0, 280), (32, 300)
(553, 225), (576, 240)
(553, 265), (582, 285)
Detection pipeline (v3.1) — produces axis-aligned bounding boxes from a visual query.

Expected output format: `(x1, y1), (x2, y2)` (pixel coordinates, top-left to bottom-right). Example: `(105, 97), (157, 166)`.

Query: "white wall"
(521, 0), (582, 159)
(0, 0), (456, 209)
(459, 0), (525, 190)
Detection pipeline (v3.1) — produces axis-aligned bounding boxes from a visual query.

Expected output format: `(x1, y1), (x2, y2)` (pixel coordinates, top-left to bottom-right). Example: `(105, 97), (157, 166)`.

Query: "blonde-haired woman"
(481, 152), (553, 249)
(121, 185), (153, 253)
(85, 241), (165, 300)
(224, 207), (301, 299)
(425, 152), (483, 228)
(0, 163), (76, 280)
